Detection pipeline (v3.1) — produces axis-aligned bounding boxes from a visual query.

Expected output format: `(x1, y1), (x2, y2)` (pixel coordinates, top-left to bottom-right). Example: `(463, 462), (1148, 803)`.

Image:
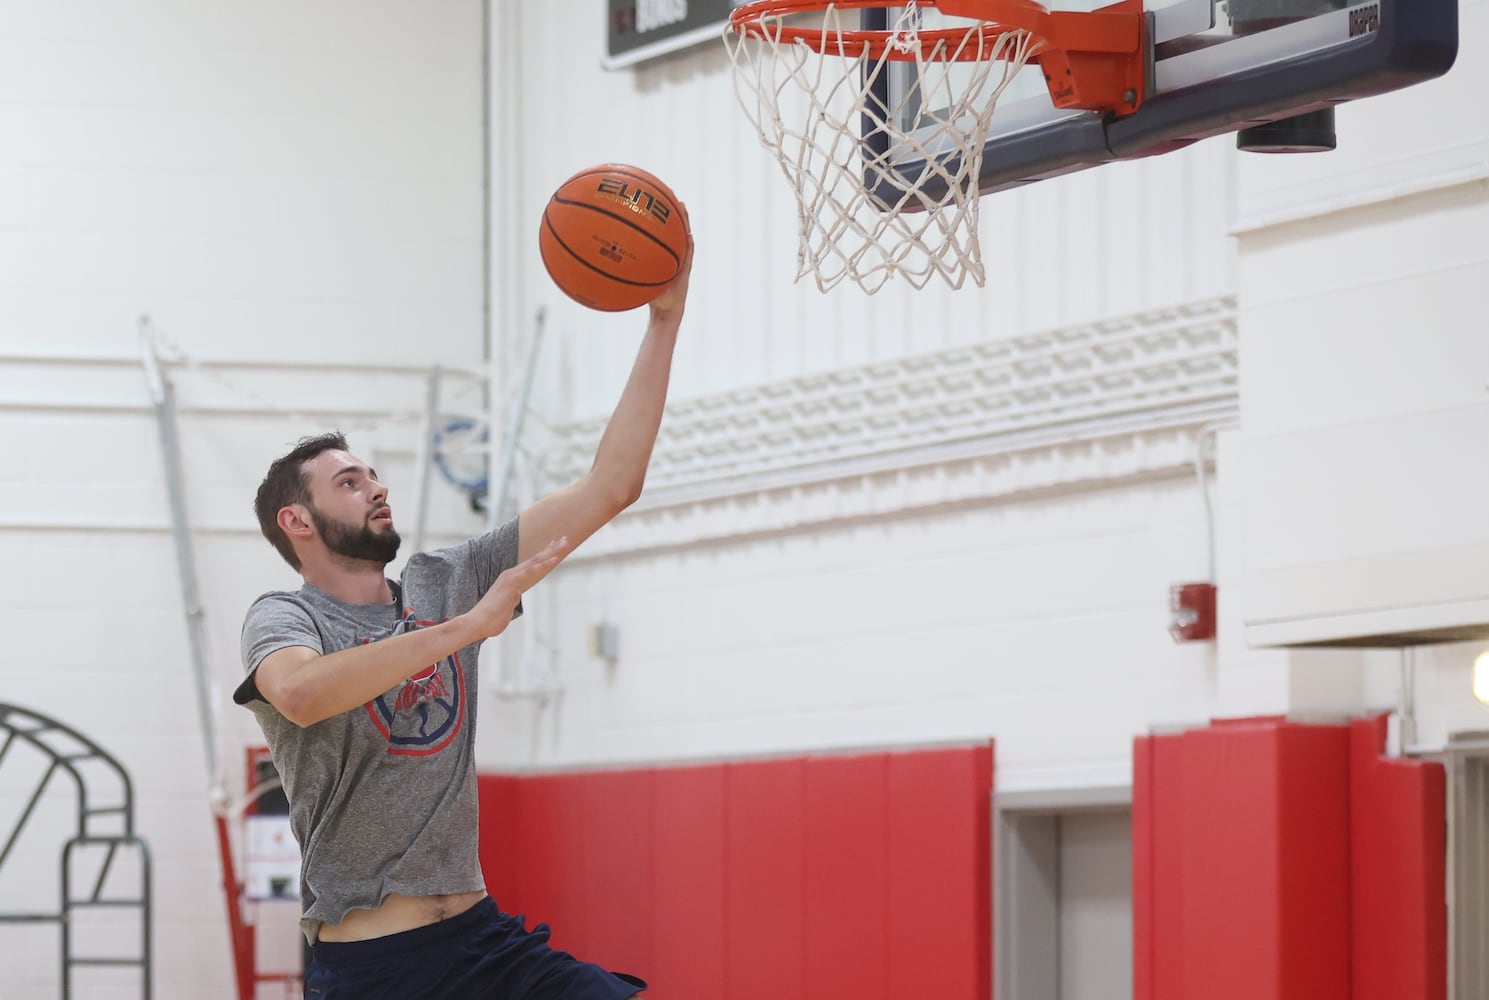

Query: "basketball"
(539, 163), (688, 312)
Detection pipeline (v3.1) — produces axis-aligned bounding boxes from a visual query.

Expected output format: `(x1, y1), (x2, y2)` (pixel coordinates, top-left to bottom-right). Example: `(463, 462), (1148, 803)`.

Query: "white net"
(726, 2), (1040, 293)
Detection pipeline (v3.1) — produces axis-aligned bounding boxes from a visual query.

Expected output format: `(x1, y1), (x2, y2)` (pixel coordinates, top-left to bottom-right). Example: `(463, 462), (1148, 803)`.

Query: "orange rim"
(728, 0), (1056, 62)
(728, 0), (1147, 115)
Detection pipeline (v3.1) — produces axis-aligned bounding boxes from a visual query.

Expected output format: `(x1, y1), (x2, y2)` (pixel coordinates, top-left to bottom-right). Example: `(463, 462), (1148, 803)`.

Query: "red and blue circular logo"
(361, 619), (466, 756)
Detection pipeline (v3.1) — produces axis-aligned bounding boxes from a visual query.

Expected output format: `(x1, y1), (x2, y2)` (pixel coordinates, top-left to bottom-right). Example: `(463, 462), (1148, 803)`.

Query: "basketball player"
(234, 239), (693, 999)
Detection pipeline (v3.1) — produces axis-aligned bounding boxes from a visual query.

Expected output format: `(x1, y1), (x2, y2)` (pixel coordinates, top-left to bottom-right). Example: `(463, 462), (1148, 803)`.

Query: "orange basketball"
(539, 163), (688, 312)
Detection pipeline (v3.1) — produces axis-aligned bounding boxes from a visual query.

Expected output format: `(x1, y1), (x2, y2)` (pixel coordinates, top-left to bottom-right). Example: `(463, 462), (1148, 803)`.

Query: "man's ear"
(278, 505), (315, 542)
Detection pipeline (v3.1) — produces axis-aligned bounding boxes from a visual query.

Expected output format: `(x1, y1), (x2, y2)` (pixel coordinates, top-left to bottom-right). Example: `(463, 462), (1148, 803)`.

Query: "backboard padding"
(869, 0), (1458, 200)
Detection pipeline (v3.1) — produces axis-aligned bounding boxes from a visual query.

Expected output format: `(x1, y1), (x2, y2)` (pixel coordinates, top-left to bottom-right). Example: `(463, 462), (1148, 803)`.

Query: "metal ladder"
(0, 702), (153, 998)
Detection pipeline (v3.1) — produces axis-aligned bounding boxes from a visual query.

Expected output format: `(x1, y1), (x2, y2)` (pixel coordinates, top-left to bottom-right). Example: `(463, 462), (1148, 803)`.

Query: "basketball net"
(726, 2), (1040, 293)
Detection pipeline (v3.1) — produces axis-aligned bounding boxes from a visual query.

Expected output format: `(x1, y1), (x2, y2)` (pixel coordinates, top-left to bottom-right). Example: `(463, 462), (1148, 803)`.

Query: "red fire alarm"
(1169, 582), (1217, 642)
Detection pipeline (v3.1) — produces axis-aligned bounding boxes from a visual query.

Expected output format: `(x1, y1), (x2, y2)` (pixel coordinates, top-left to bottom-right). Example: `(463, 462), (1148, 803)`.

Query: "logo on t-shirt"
(361, 619), (466, 756)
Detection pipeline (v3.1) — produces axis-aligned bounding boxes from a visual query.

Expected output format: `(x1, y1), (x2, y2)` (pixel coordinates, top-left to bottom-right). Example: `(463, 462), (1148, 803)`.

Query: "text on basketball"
(597, 178), (672, 224)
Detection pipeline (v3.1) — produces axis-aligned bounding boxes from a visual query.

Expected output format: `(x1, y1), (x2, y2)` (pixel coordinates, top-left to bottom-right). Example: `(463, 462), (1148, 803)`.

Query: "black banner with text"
(606, 0), (738, 68)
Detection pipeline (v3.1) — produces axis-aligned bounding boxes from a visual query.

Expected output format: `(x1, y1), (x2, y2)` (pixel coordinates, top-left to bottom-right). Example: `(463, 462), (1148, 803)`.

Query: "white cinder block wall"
(1, 3), (490, 997)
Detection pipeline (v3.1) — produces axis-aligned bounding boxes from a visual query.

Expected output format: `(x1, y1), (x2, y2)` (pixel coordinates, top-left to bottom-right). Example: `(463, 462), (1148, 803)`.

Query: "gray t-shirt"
(237, 518), (520, 943)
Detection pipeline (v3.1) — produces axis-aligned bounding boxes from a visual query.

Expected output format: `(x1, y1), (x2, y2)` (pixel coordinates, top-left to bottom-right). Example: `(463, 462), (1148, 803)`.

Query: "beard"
(308, 504), (402, 566)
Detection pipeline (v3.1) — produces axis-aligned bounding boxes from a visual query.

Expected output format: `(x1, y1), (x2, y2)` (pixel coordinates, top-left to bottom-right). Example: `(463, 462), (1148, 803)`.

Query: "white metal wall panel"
(501, 1), (1238, 423)
(1238, 0), (1489, 645)
(1237, 0), (1489, 232)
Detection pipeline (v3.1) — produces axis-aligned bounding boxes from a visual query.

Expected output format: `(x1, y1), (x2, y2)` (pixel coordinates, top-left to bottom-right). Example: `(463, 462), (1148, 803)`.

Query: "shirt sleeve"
(234, 594), (325, 706)
(466, 515), (522, 598)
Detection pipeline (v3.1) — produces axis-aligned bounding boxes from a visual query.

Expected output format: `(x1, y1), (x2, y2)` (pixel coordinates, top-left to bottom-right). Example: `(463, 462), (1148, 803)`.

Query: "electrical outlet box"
(587, 622), (619, 661)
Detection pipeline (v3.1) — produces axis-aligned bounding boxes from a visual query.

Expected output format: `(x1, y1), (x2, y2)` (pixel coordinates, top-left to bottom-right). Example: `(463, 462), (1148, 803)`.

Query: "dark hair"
(254, 432), (349, 570)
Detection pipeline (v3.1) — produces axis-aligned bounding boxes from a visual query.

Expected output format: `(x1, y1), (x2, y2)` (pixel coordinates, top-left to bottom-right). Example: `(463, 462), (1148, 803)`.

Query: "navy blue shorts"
(303, 898), (646, 1000)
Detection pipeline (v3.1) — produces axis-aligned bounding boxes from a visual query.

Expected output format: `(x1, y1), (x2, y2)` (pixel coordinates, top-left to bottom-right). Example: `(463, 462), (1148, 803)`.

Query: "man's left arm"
(517, 237), (693, 564)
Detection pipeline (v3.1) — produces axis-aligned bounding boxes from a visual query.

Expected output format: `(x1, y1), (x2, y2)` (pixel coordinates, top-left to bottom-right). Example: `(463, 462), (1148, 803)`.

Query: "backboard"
(869, 0), (1459, 201)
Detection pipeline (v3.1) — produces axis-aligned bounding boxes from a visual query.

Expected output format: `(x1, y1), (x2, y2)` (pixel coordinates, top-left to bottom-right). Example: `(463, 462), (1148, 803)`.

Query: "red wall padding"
(1134, 716), (1447, 1000)
(1350, 715), (1447, 1000)
(724, 757), (806, 999)
(886, 747), (993, 999)
(804, 754), (888, 1000)
(580, 768), (657, 976)
(477, 774), (521, 908)
(1134, 719), (1352, 1000)
(652, 765), (725, 998)
(476, 742), (993, 1000)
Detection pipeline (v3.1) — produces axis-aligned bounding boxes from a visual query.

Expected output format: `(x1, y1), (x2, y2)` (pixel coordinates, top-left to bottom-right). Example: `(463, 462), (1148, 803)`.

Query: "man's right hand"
(256, 535), (572, 727)
(461, 535), (571, 640)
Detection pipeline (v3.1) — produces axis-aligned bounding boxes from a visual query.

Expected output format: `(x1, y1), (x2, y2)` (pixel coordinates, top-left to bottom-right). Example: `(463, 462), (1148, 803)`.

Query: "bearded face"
(307, 502), (402, 566)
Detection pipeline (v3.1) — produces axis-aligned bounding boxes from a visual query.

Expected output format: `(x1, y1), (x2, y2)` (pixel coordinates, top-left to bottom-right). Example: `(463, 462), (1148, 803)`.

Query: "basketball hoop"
(725, 0), (1144, 293)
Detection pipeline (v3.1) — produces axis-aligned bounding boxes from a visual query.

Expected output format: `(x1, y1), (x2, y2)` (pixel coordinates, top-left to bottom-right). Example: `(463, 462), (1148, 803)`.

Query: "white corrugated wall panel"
(501, 1), (1238, 422)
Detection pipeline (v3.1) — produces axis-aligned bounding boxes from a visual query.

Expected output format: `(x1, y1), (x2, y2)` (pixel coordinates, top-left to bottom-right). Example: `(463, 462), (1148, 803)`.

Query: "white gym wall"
(1, 1), (1485, 998)
(482, 1), (1250, 784)
(1, 3), (490, 996)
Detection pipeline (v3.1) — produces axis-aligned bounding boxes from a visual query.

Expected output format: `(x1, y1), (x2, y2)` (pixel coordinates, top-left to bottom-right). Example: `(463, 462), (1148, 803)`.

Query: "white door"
(998, 802), (1133, 1000)
(1057, 811), (1133, 1000)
